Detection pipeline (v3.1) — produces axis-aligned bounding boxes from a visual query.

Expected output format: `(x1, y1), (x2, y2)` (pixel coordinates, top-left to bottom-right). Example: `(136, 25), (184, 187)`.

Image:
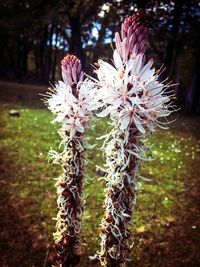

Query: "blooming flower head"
(46, 54), (94, 138)
(94, 12), (174, 135)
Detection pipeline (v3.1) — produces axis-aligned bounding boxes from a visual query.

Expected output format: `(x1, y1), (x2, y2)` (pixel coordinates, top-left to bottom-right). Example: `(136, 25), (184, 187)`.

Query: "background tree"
(0, 0), (199, 113)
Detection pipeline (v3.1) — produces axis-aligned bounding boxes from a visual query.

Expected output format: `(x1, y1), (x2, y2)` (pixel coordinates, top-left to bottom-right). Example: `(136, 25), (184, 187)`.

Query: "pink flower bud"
(116, 11), (149, 63)
(61, 55), (83, 87)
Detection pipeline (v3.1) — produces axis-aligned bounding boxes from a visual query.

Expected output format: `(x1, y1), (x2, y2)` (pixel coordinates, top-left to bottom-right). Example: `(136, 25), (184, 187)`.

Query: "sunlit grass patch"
(0, 100), (200, 266)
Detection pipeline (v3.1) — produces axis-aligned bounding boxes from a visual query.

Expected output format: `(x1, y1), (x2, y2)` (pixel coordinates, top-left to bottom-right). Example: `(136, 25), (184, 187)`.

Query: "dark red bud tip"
(61, 190), (70, 197)
(65, 201), (72, 209)
(62, 236), (71, 247)
(59, 181), (67, 188)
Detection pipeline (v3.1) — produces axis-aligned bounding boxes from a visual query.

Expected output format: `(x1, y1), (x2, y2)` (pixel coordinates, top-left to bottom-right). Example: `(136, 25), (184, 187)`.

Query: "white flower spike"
(45, 54), (94, 266)
(93, 11), (176, 267)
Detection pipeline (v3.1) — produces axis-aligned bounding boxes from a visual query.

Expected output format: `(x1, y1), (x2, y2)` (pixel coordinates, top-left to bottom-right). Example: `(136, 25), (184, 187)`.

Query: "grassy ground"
(0, 100), (200, 267)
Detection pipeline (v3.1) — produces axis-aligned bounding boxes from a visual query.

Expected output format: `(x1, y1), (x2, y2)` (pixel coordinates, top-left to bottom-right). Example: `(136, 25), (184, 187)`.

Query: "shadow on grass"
(131, 177), (200, 267)
(0, 149), (53, 267)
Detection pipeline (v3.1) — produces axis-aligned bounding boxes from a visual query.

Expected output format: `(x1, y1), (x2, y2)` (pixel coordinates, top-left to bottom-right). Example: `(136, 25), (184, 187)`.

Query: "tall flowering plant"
(45, 55), (94, 266)
(93, 11), (175, 266)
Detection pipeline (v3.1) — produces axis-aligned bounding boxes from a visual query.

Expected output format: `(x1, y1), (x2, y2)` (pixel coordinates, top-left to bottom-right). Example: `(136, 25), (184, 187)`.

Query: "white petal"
(126, 58), (135, 73)
(148, 83), (163, 96)
(133, 116), (145, 133)
(141, 69), (155, 82)
(99, 60), (117, 75)
(120, 114), (130, 130)
(152, 97), (164, 106)
(76, 123), (84, 133)
(115, 32), (122, 55)
(139, 60), (153, 77)
(111, 98), (122, 110)
(134, 54), (143, 74)
(97, 108), (110, 117)
(148, 121), (155, 131)
(53, 112), (66, 122)
(113, 50), (124, 70)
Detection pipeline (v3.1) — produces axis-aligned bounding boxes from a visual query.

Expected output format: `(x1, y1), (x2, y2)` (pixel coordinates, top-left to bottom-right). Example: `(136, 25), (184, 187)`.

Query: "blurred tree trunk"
(39, 25), (48, 81)
(44, 23), (54, 82)
(186, 52), (200, 114)
(69, 16), (85, 68)
(51, 26), (59, 81)
(17, 37), (29, 80)
(136, 0), (149, 9)
(165, 0), (183, 79)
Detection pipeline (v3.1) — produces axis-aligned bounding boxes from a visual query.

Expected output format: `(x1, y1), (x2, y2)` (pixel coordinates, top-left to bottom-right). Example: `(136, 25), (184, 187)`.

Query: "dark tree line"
(0, 0), (199, 113)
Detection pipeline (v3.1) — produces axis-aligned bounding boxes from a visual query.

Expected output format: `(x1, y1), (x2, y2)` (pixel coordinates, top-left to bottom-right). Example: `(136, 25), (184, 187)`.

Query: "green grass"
(0, 100), (200, 267)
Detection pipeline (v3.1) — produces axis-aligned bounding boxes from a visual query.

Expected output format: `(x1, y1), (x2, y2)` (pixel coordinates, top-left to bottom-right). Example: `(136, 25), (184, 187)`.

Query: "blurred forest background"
(0, 0), (199, 113)
(0, 1), (200, 267)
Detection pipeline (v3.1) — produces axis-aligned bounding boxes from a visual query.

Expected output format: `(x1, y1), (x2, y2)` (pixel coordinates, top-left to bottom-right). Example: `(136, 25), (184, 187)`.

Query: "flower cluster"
(45, 10), (175, 267)
(95, 53), (172, 134)
(93, 11), (175, 266)
(45, 55), (94, 266)
(47, 56), (94, 139)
